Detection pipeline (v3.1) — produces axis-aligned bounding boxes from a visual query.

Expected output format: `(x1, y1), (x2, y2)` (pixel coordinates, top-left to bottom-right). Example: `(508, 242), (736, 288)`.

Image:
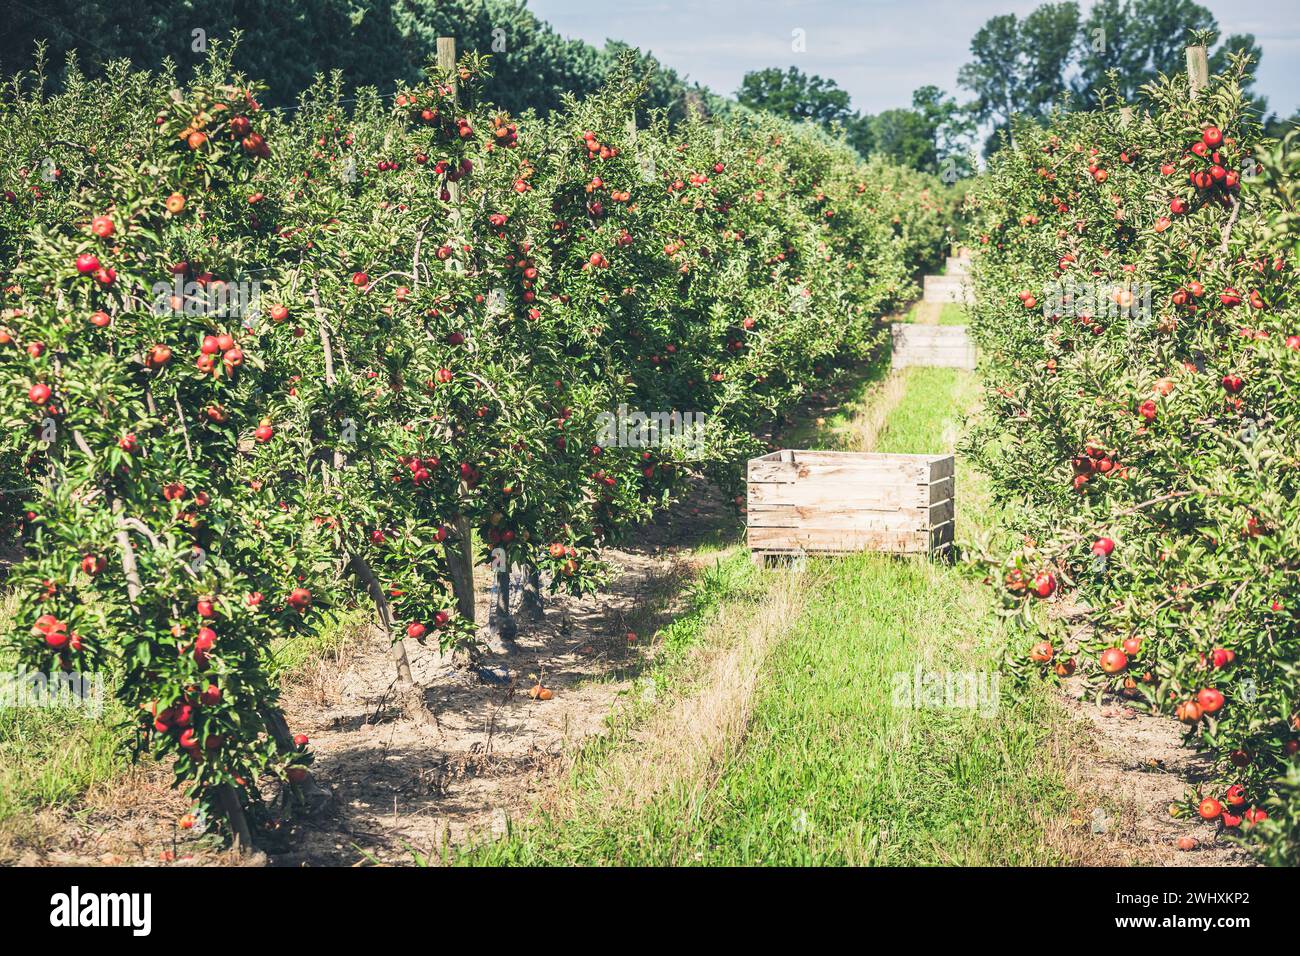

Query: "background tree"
(0, 0), (699, 118)
(1019, 2), (1081, 114)
(950, 0), (1081, 152)
(736, 66), (853, 126)
(957, 13), (1028, 155)
(867, 109), (936, 170)
(962, 0), (1271, 155)
(911, 85), (977, 177)
(1073, 0), (1264, 113)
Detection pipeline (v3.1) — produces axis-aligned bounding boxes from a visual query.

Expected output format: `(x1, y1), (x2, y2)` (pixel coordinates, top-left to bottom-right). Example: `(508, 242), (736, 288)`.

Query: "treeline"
(0, 0), (712, 120)
(736, 0), (1294, 175)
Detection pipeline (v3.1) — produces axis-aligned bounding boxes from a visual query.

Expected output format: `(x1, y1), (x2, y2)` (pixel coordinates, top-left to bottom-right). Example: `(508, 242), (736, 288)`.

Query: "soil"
(1040, 598), (1258, 866)
(263, 483), (742, 866)
(2, 480), (745, 867)
(1056, 676), (1256, 865)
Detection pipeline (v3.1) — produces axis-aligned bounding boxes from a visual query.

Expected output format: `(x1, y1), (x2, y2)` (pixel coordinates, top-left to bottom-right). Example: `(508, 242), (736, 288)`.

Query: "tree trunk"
(487, 562), (518, 645)
(216, 783), (256, 853)
(520, 566), (544, 621)
(443, 513), (476, 622)
(260, 705), (332, 813)
(350, 555), (429, 722)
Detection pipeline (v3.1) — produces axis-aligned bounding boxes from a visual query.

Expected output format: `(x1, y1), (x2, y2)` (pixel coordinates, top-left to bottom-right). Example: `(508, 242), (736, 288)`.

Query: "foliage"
(0, 45), (951, 841)
(964, 51), (1299, 863)
(0, 0), (704, 120)
(960, 0), (1267, 156)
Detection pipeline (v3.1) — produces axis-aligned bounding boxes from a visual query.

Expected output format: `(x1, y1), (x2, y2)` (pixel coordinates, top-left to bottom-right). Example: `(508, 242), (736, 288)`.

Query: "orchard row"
(0, 49), (953, 839)
(964, 52), (1300, 864)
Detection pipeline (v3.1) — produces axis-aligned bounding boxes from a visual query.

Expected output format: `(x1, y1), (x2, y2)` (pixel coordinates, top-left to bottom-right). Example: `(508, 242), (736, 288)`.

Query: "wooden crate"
(890, 323), (976, 370)
(747, 449), (954, 560)
(922, 274), (973, 305)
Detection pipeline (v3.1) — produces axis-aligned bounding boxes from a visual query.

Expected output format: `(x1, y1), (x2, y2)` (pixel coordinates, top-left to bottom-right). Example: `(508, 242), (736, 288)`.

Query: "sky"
(526, 0), (1300, 117)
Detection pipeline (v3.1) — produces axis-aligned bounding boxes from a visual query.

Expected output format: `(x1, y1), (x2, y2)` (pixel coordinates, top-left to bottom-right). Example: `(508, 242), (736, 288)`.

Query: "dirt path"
(263, 484), (745, 865)
(1053, 669), (1255, 865)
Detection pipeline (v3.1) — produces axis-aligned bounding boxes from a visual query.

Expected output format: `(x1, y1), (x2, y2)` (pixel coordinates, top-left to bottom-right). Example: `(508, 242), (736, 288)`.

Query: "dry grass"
(843, 370), (909, 452)
(588, 566), (812, 811)
(281, 621), (366, 709)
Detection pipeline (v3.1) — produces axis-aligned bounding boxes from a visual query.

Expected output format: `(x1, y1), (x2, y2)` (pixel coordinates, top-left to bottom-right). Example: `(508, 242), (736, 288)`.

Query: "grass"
(937, 303), (968, 325)
(0, 589), (133, 838)
(0, 592), (365, 849)
(777, 349), (893, 451)
(895, 301), (967, 326)
(270, 607), (367, 677)
(465, 363), (1084, 865)
(0, 687), (132, 828)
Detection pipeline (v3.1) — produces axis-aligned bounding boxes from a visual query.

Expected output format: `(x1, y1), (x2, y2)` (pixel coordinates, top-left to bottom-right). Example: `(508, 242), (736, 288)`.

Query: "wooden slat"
(750, 480), (923, 509)
(801, 458), (933, 482)
(748, 525), (931, 553)
(928, 498), (955, 527)
(747, 459), (800, 483)
(927, 476), (954, 504)
(893, 347), (976, 359)
(748, 506), (930, 532)
(751, 456), (936, 485)
(789, 450), (940, 465)
(925, 455), (955, 481)
(892, 346), (977, 371)
(748, 497), (951, 531)
(891, 324), (971, 343)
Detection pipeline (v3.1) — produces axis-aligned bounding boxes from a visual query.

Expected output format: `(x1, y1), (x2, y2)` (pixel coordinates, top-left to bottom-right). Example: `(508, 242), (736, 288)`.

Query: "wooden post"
(520, 567), (544, 621)
(435, 35), (476, 625)
(437, 37), (460, 207)
(1186, 45), (1209, 95)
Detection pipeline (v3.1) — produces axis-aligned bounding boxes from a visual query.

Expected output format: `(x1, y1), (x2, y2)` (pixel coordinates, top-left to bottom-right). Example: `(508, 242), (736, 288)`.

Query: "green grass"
(778, 349), (892, 451)
(466, 361), (1081, 865)
(897, 300), (927, 323)
(0, 682), (132, 828)
(874, 367), (964, 454)
(0, 589), (131, 839)
(269, 607), (367, 676)
(0, 596), (365, 840)
(937, 303), (968, 325)
(557, 553), (762, 756)
(895, 301), (966, 326)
